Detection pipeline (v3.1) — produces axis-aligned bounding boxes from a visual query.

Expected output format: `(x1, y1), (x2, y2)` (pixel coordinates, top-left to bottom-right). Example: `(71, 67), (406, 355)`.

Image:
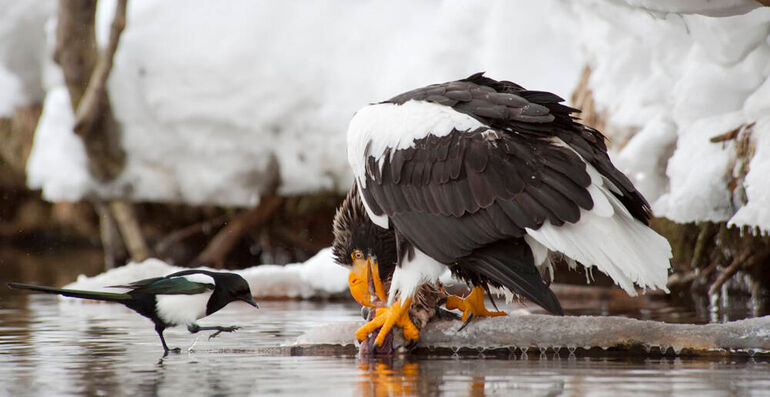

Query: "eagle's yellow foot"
(356, 297), (419, 346)
(445, 286), (506, 325)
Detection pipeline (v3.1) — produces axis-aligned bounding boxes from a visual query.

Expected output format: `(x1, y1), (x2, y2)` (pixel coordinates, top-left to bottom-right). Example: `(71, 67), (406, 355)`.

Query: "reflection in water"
(352, 356), (770, 397)
(1, 250), (769, 396)
(0, 297), (769, 396)
(357, 360), (421, 397)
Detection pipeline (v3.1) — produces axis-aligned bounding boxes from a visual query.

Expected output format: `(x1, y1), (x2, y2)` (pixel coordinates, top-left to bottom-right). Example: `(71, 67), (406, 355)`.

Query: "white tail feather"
(525, 165), (672, 295)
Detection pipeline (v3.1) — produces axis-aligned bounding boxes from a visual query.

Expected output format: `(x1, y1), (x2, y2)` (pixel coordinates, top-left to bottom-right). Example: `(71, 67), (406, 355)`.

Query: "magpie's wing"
(129, 276), (214, 295)
(110, 270), (215, 295)
(110, 277), (163, 289)
(110, 270), (218, 294)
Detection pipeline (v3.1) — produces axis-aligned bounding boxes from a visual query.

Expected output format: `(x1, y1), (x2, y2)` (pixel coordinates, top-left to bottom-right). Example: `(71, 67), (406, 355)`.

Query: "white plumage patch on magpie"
(156, 291), (214, 326)
(179, 273), (216, 286)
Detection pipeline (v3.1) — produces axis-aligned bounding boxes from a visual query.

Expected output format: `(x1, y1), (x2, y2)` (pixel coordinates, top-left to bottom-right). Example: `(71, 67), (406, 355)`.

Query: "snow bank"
(0, 1), (54, 115)
(0, 63), (22, 117)
(62, 248), (350, 300)
(296, 314), (770, 357)
(614, 0), (761, 17)
(569, 2), (770, 232)
(27, 0), (579, 206)
(238, 248), (350, 300)
(15, 0), (770, 232)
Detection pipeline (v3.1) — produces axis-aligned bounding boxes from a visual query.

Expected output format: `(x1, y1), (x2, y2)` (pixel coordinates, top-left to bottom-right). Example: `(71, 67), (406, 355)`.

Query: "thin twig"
(195, 196), (284, 268)
(708, 251), (752, 296)
(154, 215), (229, 255)
(110, 200), (151, 262)
(666, 271), (697, 288)
(690, 222), (717, 269)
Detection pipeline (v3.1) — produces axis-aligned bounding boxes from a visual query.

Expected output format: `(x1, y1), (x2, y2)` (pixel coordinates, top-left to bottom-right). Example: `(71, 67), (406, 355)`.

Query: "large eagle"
(335, 73), (672, 347)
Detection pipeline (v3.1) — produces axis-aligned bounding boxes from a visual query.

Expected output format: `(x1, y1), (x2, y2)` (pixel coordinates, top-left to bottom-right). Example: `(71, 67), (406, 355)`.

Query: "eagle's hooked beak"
(349, 253), (387, 307)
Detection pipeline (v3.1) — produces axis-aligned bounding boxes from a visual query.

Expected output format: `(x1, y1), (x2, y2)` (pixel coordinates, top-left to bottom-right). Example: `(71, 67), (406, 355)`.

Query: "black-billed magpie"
(8, 269), (258, 354)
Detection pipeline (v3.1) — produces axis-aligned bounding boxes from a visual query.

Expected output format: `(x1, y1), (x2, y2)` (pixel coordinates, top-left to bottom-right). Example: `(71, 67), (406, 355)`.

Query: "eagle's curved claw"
(445, 286), (506, 327)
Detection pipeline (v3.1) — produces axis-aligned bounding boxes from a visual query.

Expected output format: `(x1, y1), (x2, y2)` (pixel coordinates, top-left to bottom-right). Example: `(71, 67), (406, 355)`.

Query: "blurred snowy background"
(4, 0), (767, 227)
(1, 0), (769, 298)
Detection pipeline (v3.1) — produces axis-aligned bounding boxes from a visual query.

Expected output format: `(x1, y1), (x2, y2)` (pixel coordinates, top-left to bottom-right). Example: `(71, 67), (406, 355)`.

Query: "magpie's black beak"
(242, 296), (259, 308)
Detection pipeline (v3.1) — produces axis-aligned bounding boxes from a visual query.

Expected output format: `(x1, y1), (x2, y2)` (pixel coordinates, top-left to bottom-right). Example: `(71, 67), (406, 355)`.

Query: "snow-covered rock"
(62, 248), (350, 300)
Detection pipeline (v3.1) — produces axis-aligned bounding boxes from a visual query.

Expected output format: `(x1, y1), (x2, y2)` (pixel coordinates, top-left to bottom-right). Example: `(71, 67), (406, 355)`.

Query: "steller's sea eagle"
(338, 73), (672, 347)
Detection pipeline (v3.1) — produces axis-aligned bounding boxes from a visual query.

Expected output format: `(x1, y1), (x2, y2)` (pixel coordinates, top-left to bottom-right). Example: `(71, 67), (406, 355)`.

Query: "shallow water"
(1, 296), (769, 397)
(1, 249), (769, 396)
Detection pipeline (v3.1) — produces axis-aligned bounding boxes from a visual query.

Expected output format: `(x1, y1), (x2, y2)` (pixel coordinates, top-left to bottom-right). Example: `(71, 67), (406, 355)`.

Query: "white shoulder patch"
(346, 100), (485, 187)
(177, 272), (215, 286)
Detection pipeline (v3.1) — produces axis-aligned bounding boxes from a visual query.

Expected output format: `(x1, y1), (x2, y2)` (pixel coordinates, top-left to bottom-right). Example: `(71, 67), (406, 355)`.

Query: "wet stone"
(294, 314), (770, 358)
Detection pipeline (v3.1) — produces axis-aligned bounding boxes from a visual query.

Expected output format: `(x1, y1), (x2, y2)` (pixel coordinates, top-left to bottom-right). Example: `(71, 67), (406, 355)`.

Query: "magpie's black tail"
(8, 282), (132, 303)
(462, 239), (564, 315)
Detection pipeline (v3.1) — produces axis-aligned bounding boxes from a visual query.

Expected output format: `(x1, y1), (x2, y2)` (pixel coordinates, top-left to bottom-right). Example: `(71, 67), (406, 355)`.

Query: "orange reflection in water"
(357, 360), (419, 397)
(357, 359), (489, 397)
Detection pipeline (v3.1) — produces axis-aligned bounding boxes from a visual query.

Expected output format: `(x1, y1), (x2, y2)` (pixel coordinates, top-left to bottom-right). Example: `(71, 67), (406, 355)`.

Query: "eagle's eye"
(351, 250), (364, 261)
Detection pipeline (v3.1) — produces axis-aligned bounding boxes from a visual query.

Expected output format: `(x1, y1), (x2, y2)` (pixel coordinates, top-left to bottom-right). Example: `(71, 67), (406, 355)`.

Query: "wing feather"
(352, 74), (669, 312)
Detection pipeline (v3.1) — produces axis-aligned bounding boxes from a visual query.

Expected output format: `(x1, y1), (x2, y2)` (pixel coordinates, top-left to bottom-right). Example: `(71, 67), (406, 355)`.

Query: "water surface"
(1, 249), (768, 396)
(1, 296), (769, 396)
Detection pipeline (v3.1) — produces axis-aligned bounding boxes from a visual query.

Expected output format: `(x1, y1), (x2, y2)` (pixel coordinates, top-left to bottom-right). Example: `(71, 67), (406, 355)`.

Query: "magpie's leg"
(187, 323), (240, 340)
(156, 325), (180, 355)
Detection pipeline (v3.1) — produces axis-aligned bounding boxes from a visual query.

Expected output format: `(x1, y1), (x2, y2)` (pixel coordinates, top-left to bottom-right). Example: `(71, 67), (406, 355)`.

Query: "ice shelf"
(293, 314), (770, 358)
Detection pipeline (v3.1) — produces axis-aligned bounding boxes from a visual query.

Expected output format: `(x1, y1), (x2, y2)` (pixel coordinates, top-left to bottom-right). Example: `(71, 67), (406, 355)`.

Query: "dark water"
(1, 249), (769, 396)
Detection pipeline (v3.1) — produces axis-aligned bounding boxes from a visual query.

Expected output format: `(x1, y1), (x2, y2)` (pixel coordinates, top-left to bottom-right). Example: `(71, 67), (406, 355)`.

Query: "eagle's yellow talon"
(355, 312), (386, 340)
(356, 297), (418, 346)
(446, 286), (506, 321)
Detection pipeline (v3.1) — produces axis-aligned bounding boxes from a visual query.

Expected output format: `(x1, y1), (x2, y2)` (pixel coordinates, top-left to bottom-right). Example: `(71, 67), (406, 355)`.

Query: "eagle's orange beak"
(348, 254), (387, 307)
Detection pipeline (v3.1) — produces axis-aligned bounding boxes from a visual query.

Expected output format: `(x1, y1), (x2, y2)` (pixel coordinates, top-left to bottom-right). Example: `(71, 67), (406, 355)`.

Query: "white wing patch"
(347, 100), (485, 188)
(156, 291), (213, 326)
(179, 273), (216, 285)
(525, 164), (672, 295)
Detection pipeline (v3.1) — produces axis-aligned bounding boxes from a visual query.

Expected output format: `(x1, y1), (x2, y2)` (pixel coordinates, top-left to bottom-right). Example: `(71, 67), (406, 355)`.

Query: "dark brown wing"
(360, 126), (593, 264)
(358, 74), (654, 315)
(382, 72), (651, 224)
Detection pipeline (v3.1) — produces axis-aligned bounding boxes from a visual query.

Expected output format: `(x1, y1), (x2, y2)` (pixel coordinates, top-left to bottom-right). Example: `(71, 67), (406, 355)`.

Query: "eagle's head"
(332, 184), (397, 307)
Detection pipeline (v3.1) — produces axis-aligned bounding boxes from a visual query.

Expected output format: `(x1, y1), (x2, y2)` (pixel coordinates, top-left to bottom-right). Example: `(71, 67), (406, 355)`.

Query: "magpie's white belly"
(155, 291), (213, 326)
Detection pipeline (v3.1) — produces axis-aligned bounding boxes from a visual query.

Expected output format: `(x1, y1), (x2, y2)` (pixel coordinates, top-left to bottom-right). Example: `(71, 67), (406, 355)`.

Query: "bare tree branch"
(109, 199), (150, 262)
(55, 0), (149, 265)
(70, 0), (127, 181)
(54, 0), (98, 109)
(196, 196), (284, 268)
